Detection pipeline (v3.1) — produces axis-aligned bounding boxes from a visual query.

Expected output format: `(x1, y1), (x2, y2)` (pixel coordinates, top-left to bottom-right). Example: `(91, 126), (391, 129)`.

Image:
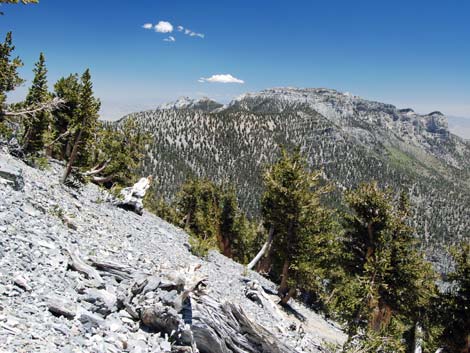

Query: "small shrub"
(110, 184), (124, 199)
(49, 205), (65, 218)
(27, 155), (50, 170)
(188, 235), (217, 258)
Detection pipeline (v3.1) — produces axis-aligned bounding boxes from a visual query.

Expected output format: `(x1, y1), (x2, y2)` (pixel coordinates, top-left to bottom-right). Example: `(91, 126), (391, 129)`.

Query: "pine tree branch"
(82, 158), (111, 177)
(4, 98), (64, 118)
(91, 175), (114, 184)
(44, 128), (72, 148)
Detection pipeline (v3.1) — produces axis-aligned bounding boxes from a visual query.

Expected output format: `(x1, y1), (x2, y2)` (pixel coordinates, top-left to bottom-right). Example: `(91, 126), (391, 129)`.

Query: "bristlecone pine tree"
(86, 118), (150, 186)
(176, 178), (225, 255)
(173, 178), (258, 260)
(0, 32), (23, 131)
(219, 186), (260, 263)
(22, 52), (51, 154)
(439, 242), (470, 353)
(52, 74), (81, 159)
(258, 147), (339, 305)
(335, 182), (437, 352)
(62, 69), (100, 183)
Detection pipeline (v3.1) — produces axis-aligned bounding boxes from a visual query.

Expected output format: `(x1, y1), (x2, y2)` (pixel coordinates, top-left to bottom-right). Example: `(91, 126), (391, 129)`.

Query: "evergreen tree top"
(25, 52), (49, 105)
(0, 31), (23, 106)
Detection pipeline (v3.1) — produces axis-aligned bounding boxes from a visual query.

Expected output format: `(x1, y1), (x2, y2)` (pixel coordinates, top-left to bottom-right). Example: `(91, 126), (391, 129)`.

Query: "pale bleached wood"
(65, 246), (104, 285)
(247, 225), (274, 270)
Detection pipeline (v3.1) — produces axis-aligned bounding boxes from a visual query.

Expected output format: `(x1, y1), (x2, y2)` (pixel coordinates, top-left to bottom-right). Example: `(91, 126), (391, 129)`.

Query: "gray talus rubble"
(0, 148), (345, 352)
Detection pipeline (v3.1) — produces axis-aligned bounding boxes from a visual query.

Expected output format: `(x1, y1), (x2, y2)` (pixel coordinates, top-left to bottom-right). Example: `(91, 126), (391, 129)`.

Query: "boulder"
(0, 156), (24, 191)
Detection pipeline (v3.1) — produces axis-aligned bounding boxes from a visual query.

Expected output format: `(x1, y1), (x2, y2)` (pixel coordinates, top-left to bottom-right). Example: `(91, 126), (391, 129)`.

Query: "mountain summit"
(158, 97), (223, 112)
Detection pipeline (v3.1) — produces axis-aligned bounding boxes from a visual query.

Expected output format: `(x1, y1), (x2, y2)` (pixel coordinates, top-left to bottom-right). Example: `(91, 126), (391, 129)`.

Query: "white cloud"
(163, 36), (176, 42)
(143, 21), (204, 40)
(179, 26), (205, 39)
(199, 74), (244, 84)
(189, 31), (204, 38)
(155, 21), (173, 33)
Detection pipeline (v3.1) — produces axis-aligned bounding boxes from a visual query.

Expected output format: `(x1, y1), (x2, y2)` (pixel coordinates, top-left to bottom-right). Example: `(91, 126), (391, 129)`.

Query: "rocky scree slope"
(0, 149), (345, 353)
(120, 88), (470, 264)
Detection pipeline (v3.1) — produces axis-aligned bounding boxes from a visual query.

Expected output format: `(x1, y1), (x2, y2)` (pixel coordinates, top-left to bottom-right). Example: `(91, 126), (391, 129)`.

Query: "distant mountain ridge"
(119, 87), (470, 263)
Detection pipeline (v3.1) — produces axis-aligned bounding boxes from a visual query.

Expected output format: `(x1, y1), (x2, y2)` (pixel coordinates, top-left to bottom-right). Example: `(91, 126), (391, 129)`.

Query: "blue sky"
(1, 0), (469, 120)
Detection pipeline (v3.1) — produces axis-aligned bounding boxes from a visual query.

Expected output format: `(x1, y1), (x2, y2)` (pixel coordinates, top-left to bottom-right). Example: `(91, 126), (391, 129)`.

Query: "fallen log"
(141, 303), (184, 335)
(65, 246), (104, 285)
(191, 295), (292, 353)
(89, 257), (135, 281)
(115, 176), (153, 215)
(74, 258), (298, 353)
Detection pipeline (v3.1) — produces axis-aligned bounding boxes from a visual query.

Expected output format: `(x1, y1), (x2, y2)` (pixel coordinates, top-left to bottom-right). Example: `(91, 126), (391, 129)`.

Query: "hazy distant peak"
(158, 96), (223, 112)
(398, 108), (416, 115)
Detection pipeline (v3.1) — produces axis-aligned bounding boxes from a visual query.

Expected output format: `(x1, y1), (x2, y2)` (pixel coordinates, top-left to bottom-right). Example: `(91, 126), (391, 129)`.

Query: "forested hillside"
(120, 88), (470, 262)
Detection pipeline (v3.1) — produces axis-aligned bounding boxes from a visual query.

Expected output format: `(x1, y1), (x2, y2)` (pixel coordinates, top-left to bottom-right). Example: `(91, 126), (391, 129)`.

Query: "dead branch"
(4, 98), (65, 118)
(88, 257), (135, 281)
(45, 128), (72, 148)
(65, 246), (104, 285)
(91, 175), (114, 184)
(82, 158), (111, 177)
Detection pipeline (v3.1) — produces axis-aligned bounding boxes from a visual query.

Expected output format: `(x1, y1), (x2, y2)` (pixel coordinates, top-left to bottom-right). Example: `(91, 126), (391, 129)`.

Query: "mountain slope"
(120, 88), (470, 261)
(0, 149), (345, 352)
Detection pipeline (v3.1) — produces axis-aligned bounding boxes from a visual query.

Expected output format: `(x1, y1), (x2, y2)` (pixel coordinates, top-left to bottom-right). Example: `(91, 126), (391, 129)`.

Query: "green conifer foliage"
(170, 178), (259, 260)
(220, 186), (261, 262)
(177, 178), (223, 251)
(143, 182), (179, 225)
(23, 52), (51, 154)
(439, 242), (470, 352)
(0, 32), (23, 105)
(89, 118), (149, 186)
(260, 147), (339, 304)
(52, 74), (81, 159)
(334, 182), (437, 351)
(74, 69), (100, 167)
(62, 69), (100, 183)
(0, 32), (23, 134)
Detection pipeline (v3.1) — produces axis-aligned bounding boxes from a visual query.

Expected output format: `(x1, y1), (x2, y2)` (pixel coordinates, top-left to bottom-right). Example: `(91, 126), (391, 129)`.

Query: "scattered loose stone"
(0, 149), (346, 352)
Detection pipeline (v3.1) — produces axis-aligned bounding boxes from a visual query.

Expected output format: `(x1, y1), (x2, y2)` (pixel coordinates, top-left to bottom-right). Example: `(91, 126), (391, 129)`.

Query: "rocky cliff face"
(120, 88), (470, 263)
(0, 149), (345, 352)
(227, 88), (464, 167)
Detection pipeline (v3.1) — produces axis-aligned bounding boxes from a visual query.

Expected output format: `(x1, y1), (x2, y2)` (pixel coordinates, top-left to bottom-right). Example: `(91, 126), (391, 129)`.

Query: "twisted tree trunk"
(62, 129), (82, 183)
(247, 225), (274, 270)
